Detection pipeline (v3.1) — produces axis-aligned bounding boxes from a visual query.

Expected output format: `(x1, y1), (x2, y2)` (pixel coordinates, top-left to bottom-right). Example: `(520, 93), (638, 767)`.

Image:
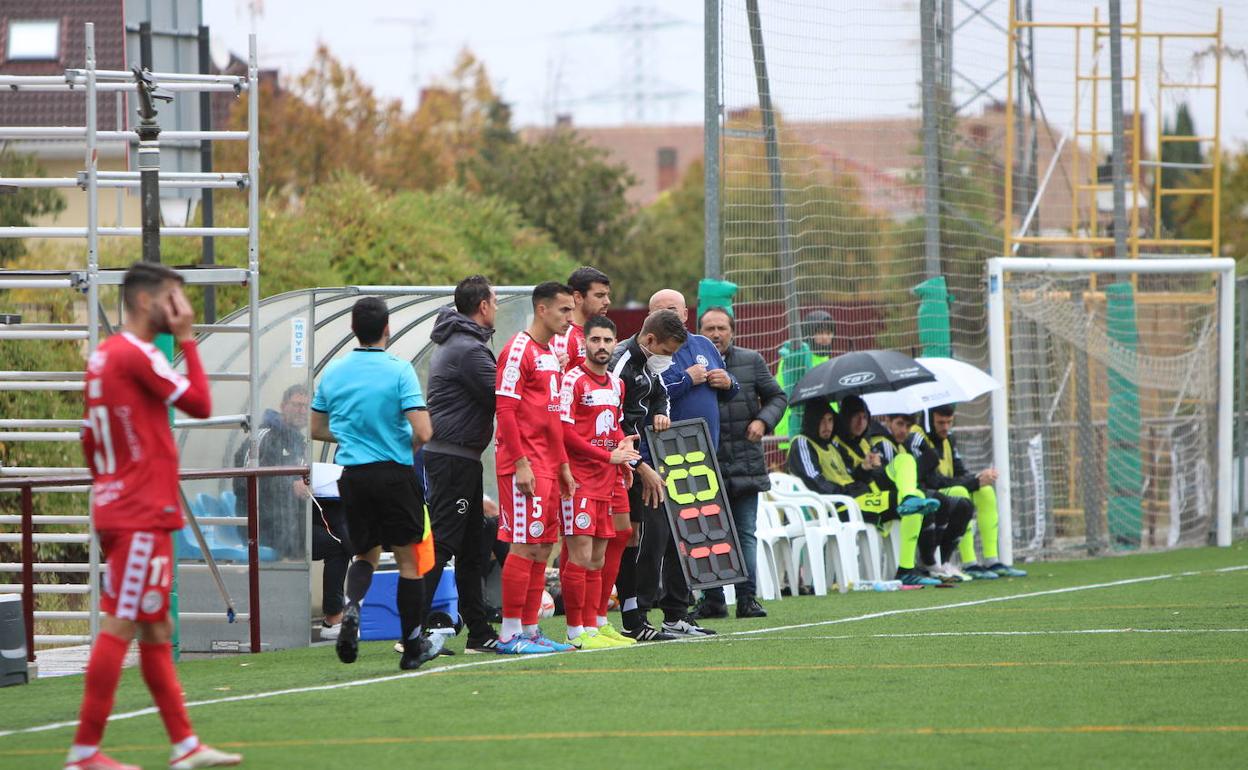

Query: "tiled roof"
(0, 1), (127, 130)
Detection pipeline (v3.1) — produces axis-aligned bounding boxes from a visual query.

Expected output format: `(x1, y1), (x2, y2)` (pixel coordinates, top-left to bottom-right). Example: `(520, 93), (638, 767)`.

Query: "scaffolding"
(1004, 1), (1223, 259)
(0, 23), (261, 650)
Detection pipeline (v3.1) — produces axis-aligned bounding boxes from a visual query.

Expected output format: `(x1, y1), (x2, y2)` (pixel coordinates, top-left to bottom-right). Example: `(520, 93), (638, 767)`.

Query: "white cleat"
(170, 745), (242, 769)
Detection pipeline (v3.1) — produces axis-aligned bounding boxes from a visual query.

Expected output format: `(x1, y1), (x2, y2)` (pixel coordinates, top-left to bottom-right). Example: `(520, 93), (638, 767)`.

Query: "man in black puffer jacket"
(423, 275), (501, 651)
(693, 307), (788, 619)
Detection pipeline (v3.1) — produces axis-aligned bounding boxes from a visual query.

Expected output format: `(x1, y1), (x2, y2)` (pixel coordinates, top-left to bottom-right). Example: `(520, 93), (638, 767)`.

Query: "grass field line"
(8, 724), (1248, 757)
(703, 627), (1248, 642)
(1, 563), (1242, 742)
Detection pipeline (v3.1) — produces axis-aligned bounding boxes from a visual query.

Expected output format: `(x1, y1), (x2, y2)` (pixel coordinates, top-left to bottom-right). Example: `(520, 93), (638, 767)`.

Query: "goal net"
(988, 258), (1234, 559)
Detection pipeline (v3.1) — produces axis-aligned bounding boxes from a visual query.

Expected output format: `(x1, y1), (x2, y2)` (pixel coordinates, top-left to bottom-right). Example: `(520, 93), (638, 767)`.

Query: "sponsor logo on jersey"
(535, 354), (560, 372)
(594, 409), (617, 436)
(575, 511), (592, 530)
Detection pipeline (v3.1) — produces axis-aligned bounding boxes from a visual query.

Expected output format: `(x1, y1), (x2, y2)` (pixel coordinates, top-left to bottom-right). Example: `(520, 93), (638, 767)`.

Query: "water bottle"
(852, 579), (902, 592)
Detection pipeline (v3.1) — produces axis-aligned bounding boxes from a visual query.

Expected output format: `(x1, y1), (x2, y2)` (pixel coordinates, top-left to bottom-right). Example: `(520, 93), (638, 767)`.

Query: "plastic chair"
(822, 494), (886, 582)
(753, 500), (788, 601)
(773, 492), (861, 595)
(197, 493), (271, 562)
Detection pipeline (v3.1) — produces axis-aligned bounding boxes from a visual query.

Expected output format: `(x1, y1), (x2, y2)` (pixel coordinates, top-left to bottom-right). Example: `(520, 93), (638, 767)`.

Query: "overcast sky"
(205, 0), (1248, 151)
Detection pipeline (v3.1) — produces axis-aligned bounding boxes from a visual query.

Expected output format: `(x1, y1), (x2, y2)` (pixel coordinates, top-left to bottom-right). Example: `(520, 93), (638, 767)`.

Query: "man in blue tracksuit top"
(641, 289), (739, 635)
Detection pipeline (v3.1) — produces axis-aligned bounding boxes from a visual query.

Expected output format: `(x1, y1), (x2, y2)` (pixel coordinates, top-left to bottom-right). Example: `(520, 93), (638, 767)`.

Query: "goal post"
(987, 257), (1236, 563)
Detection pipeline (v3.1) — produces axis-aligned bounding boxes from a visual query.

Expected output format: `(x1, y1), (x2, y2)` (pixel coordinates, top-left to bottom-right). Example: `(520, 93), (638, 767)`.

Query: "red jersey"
(82, 332), (211, 531)
(551, 321), (585, 372)
(559, 364), (625, 500)
(494, 331), (566, 478)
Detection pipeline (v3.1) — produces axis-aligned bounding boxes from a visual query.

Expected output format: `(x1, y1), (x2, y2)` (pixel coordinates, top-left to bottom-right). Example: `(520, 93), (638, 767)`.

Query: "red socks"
(501, 553), (533, 622)
(522, 557), (548, 626)
(600, 528), (632, 617)
(139, 641), (194, 744)
(583, 566), (602, 627)
(559, 561), (587, 629)
(73, 631), (129, 747)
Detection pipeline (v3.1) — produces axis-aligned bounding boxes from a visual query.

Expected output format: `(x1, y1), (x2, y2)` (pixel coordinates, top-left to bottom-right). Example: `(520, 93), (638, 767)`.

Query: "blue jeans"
(704, 491), (759, 602)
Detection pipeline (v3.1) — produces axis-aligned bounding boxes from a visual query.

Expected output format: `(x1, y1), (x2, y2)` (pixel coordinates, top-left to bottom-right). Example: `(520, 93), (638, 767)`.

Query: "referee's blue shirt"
(311, 348), (425, 467)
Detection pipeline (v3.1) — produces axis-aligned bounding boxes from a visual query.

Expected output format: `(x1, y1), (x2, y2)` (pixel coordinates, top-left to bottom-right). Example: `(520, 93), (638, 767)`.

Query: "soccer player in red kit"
(67, 263), (241, 770)
(494, 282), (579, 654)
(551, 266), (611, 372)
(558, 316), (640, 649)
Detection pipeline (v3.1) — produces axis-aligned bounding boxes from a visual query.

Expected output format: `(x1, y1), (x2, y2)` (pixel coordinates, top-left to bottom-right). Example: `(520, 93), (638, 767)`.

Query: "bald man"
(636, 289), (738, 636)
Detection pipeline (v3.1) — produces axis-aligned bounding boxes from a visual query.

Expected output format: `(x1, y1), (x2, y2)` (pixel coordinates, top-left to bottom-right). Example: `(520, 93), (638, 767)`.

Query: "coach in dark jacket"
(422, 275), (500, 649)
(693, 307), (787, 619)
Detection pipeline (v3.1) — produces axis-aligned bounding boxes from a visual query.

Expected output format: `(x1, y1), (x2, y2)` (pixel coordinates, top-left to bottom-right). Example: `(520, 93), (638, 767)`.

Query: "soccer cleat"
(319, 622), (341, 641)
(736, 596), (768, 618)
(65, 751), (140, 770)
(896, 568), (942, 587)
(335, 603), (359, 664)
(465, 630), (500, 653)
(961, 563), (999, 580)
(987, 562), (1028, 577)
(897, 495), (940, 516)
(596, 623), (636, 645)
(662, 616), (717, 637)
(529, 632), (575, 652)
(689, 598), (728, 620)
(940, 564), (971, 582)
(620, 620), (676, 642)
(169, 744), (243, 769)
(495, 634), (555, 654)
(399, 633), (443, 670)
(570, 630), (618, 650)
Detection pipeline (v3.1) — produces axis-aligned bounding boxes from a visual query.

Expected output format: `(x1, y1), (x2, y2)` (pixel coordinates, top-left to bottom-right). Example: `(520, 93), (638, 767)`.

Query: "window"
(7, 20), (60, 62)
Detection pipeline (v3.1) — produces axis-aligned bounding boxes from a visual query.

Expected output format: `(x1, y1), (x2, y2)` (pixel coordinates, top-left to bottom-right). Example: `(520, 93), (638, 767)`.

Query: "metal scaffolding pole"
(920, 0), (942, 278)
(1108, 0), (1130, 258)
(703, 0), (721, 281)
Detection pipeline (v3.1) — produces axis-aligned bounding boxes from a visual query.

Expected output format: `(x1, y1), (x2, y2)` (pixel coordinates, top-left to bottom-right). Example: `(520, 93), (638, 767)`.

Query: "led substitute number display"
(645, 418), (746, 590)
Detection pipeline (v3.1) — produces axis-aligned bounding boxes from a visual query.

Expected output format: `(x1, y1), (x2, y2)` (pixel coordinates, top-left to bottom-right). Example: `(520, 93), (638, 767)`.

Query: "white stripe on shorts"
(115, 532), (155, 620)
(511, 477), (528, 544)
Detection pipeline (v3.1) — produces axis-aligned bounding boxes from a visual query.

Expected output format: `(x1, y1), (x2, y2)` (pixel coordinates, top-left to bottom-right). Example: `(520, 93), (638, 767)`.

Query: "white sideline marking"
(1, 564), (1243, 740)
(707, 628), (1248, 642)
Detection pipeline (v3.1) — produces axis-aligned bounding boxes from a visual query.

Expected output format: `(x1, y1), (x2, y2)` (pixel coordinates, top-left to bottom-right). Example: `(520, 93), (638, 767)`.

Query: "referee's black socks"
(345, 559), (376, 607)
(398, 576), (426, 645)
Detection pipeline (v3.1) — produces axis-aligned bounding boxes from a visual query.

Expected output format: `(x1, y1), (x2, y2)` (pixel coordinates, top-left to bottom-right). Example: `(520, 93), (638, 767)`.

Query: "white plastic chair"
(821, 494), (886, 582)
(768, 497), (826, 595)
(769, 492), (863, 595)
(762, 493), (808, 596)
(752, 500), (788, 601)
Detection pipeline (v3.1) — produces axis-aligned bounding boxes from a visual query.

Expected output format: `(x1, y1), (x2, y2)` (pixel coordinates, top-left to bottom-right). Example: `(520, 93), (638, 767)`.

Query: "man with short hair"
(558, 315), (640, 649)
(423, 274), (503, 651)
(311, 297), (439, 670)
(233, 383), (310, 560)
(553, 266), (611, 371)
(692, 307), (787, 619)
(69, 262), (240, 770)
(493, 282), (579, 653)
(609, 309), (686, 641)
(645, 289), (739, 636)
(911, 404), (1027, 578)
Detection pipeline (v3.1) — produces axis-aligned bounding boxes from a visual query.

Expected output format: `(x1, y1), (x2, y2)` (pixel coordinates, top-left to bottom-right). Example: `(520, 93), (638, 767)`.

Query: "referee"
(423, 275), (502, 652)
(310, 297), (438, 671)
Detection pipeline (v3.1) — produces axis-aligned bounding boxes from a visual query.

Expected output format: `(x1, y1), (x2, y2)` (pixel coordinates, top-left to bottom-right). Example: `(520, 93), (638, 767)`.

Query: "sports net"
(999, 268), (1224, 555)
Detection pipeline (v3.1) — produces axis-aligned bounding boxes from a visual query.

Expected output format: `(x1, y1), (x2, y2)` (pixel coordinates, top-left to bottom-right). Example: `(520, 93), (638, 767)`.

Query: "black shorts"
(338, 462), (425, 554)
(424, 451), (484, 558)
(626, 471), (665, 524)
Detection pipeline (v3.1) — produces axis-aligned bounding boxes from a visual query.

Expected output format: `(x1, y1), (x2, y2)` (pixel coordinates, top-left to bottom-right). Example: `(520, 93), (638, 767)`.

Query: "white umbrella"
(863, 357), (1000, 416)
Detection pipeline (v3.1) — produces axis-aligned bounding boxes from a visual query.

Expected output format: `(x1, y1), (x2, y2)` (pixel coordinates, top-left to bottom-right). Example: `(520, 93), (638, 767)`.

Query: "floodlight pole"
(133, 68), (170, 264)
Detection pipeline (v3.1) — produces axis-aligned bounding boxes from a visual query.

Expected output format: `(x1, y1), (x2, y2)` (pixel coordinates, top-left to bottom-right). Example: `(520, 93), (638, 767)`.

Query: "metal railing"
(0, 465), (307, 662)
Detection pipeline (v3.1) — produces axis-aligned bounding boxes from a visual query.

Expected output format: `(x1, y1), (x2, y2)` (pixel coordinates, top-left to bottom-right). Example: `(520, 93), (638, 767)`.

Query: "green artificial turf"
(2, 545), (1246, 769)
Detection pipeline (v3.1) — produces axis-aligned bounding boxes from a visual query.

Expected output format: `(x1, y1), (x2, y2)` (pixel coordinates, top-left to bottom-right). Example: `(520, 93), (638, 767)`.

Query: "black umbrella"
(790, 350), (935, 404)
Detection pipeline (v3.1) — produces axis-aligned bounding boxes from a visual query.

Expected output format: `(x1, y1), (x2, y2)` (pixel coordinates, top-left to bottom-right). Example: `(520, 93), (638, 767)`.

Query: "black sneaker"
(735, 596), (768, 618)
(399, 633), (443, 670)
(465, 629), (501, 653)
(336, 603), (359, 664)
(621, 620), (676, 642)
(662, 616), (717, 637)
(689, 598), (728, 620)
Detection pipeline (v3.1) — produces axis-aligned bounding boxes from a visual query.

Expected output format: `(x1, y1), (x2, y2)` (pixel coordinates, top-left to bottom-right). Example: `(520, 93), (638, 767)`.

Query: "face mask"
(646, 354), (674, 375)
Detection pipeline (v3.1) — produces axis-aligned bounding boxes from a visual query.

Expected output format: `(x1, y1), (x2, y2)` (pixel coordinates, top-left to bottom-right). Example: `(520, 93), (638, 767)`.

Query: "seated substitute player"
(876, 413), (974, 582)
(558, 316), (641, 649)
(310, 297), (440, 671)
(494, 282), (579, 654)
(910, 404), (1027, 578)
(69, 262), (240, 770)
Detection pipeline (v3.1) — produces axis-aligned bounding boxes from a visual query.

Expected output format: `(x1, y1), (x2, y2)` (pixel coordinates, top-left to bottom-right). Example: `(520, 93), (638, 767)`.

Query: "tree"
(610, 160), (706, 304)
(1158, 103), (1204, 235)
(1175, 146), (1248, 268)
(0, 147), (66, 264)
(468, 126), (636, 263)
